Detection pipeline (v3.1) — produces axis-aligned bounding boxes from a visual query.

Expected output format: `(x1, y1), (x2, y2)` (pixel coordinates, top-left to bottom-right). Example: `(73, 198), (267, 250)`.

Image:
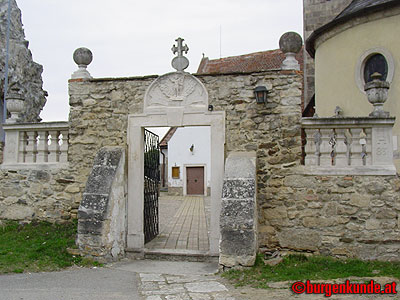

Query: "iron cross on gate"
(171, 38), (189, 57)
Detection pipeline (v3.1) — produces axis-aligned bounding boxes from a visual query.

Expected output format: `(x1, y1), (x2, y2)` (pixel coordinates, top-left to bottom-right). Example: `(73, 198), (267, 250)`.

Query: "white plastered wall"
(168, 126), (211, 195)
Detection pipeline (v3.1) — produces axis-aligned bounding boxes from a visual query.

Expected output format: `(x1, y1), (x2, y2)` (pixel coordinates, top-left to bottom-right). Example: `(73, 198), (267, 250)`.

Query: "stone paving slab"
(139, 273), (236, 300)
(2, 259), (398, 300)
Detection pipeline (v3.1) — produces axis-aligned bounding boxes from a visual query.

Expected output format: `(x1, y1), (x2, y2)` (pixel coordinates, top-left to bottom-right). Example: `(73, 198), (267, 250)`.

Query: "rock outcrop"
(0, 0), (47, 123)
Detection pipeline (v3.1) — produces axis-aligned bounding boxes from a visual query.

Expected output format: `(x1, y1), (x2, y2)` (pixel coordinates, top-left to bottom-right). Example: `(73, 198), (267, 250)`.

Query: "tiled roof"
(196, 48), (303, 74)
(306, 0), (400, 57)
(335, 0), (395, 19)
(160, 127), (177, 147)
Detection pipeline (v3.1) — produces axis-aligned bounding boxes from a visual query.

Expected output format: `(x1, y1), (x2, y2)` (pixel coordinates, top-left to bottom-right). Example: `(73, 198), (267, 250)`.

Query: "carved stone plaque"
(144, 72), (208, 113)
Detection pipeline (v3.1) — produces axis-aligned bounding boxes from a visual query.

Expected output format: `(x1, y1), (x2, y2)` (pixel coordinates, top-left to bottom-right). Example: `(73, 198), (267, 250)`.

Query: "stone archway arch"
(127, 71), (225, 255)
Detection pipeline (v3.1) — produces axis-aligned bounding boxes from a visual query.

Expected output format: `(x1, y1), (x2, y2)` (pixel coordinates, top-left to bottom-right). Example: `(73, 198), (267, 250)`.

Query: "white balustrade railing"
(2, 122), (69, 166)
(302, 117), (396, 175)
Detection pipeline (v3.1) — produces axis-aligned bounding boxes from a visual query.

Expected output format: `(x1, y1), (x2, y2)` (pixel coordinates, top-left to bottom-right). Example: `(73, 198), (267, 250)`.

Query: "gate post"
(127, 125), (145, 250)
(219, 152), (258, 268)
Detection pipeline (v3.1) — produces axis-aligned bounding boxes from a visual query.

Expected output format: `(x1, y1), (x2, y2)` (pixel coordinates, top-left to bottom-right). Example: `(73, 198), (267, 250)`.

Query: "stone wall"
(2, 65), (400, 261)
(66, 70), (303, 218)
(265, 172), (400, 261)
(0, 0), (47, 123)
(0, 167), (79, 222)
(67, 76), (157, 206)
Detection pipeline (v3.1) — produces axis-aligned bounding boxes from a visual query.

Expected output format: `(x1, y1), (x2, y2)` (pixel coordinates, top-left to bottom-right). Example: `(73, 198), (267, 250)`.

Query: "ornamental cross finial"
(171, 37), (189, 71)
(172, 37), (189, 57)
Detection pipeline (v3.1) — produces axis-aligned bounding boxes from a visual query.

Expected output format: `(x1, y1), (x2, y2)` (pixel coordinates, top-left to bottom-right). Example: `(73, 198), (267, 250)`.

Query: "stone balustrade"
(2, 122), (69, 167)
(302, 117), (396, 175)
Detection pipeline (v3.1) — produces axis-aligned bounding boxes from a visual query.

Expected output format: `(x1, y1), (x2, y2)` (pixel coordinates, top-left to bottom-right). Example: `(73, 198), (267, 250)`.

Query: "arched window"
(356, 48), (394, 92)
(363, 54), (388, 83)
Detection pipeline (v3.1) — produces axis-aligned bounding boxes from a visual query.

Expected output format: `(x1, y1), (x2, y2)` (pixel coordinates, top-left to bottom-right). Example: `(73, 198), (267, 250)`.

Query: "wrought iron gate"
(144, 129), (160, 244)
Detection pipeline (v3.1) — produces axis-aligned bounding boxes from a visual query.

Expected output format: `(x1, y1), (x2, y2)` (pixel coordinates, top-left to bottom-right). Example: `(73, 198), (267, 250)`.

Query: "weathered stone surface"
(84, 166), (117, 194)
(220, 199), (254, 230)
(220, 152), (257, 268)
(76, 146), (126, 260)
(278, 229), (321, 251)
(263, 207), (288, 227)
(0, 0), (47, 123)
(222, 179), (255, 199)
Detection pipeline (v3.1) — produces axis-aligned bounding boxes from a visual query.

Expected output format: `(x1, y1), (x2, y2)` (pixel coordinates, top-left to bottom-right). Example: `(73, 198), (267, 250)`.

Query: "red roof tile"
(160, 127), (177, 147)
(196, 48), (303, 74)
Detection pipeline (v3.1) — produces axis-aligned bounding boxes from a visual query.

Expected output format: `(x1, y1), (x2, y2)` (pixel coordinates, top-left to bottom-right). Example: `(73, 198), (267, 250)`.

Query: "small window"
(363, 53), (388, 83)
(172, 167), (180, 179)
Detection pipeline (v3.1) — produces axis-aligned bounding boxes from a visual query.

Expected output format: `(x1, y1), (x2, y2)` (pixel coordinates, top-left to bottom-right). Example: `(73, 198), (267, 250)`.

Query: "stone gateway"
(2, 0), (400, 268)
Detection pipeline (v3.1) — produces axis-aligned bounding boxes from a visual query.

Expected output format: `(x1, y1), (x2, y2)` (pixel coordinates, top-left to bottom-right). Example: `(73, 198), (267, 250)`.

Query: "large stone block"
(220, 199), (254, 230)
(93, 147), (124, 167)
(278, 228), (321, 251)
(84, 166), (117, 194)
(78, 219), (103, 235)
(222, 179), (255, 199)
(80, 194), (109, 214)
(220, 228), (256, 257)
(220, 152), (257, 268)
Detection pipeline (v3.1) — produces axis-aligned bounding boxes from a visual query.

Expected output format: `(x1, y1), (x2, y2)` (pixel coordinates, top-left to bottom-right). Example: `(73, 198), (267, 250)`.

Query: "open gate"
(144, 129), (160, 244)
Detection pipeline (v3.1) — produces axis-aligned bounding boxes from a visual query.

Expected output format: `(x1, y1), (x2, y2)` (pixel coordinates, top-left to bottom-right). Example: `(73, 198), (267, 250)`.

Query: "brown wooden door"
(186, 167), (204, 195)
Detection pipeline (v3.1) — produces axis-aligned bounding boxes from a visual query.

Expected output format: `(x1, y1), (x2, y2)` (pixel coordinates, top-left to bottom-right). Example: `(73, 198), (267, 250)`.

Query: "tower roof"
(306, 0), (400, 57)
(335, 0), (394, 19)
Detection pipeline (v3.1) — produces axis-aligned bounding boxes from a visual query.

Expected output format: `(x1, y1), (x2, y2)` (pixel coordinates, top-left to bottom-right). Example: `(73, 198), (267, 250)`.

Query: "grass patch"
(0, 220), (101, 274)
(222, 254), (400, 289)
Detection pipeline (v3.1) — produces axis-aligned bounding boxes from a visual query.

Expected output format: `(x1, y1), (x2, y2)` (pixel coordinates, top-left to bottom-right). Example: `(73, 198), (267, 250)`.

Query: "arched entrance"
(126, 71), (225, 255)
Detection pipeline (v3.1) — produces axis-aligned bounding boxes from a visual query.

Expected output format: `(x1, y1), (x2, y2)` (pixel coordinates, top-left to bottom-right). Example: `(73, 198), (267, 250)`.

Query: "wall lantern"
(254, 86), (268, 104)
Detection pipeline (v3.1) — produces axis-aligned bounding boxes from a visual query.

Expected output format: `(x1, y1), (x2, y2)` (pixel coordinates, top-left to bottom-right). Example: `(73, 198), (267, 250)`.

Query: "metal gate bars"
(144, 129), (160, 244)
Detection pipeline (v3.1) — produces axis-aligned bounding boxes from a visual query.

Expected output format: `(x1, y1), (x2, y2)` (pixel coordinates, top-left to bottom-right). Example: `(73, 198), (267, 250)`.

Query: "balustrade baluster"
(25, 131), (37, 163)
(349, 128), (363, 166)
(344, 129), (352, 166)
(335, 128), (347, 167)
(364, 128), (372, 165)
(36, 131), (49, 163)
(319, 129), (333, 166)
(59, 131), (68, 163)
(304, 128), (320, 165)
(48, 130), (59, 162)
(18, 131), (27, 163)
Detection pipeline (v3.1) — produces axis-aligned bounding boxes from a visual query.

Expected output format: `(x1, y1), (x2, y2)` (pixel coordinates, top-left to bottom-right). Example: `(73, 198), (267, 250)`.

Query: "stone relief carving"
(144, 72), (208, 112)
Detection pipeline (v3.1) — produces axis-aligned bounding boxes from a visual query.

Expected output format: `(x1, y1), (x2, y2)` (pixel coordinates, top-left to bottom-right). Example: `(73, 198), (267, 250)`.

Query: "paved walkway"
(145, 195), (209, 252)
(0, 260), (237, 300)
(2, 259), (399, 299)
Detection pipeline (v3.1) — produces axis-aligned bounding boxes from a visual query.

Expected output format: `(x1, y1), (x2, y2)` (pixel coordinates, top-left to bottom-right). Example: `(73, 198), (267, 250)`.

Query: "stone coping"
(3, 121), (69, 130)
(0, 163), (69, 170)
(296, 165), (397, 176)
(68, 69), (301, 84)
(302, 116), (396, 127)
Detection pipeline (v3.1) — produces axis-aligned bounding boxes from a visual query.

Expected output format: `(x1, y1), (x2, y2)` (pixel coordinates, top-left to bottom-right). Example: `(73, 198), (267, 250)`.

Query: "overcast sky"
(16, 0), (303, 123)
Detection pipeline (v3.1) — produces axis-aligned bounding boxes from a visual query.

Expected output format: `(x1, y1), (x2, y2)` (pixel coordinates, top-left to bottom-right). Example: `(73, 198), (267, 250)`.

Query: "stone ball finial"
(279, 32), (303, 54)
(71, 47), (93, 79)
(73, 47), (93, 66)
(279, 32), (302, 70)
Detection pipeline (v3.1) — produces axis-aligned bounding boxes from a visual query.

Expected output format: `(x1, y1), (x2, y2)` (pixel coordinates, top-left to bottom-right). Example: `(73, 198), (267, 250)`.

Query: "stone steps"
(127, 248), (219, 263)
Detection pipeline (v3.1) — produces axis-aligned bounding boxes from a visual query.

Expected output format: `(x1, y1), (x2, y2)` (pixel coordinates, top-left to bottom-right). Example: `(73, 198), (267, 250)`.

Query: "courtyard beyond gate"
(145, 193), (210, 253)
